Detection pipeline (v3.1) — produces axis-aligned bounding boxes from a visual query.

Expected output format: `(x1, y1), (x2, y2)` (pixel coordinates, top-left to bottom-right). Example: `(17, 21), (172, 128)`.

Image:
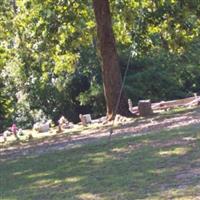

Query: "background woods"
(0, 0), (200, 131)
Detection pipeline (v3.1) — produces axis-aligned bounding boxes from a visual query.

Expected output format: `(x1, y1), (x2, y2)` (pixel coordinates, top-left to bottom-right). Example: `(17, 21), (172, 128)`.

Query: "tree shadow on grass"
(1, 125), (200, 199)
(1, 107), (200, 158)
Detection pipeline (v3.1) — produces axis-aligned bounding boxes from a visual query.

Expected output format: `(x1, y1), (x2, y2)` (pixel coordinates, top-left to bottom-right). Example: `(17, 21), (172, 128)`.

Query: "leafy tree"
(0, 0), (200, 129)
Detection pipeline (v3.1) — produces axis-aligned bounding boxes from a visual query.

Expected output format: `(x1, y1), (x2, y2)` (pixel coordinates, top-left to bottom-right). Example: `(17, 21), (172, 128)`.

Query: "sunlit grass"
(1, 123), (200, 199)
(78, 193), (102, 200)
(158, 147), (191, 157)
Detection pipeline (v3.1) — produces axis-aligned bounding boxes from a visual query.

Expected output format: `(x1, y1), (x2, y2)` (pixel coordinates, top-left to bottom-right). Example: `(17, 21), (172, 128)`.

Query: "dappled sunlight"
(33, 178), (62, 188)
(1, 123), (200, 199)
(111, 139), (152, 156)
(79, 152), (111, 165)
(1, 0), (200, 198)
(12, 169), (32, 176)
(158, 147), (191, 157)
(91, 156), (109, 164)
(112, 147), (129, 153)
(65, 176), (83, 183)
(150, 184), (200, 200)
(2, 108), (200, 162)
(168, 118), (200, 129)
(78, 193), (103, 200)
(27, 172), (52, 179)
(176, 167), (200, 180)
(149, 166), (180, 175)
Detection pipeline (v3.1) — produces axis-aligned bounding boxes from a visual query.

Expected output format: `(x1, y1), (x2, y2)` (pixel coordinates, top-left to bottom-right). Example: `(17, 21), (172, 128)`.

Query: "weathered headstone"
(79, 114), (92, 126)
(84, 114), (92, 123)
(138, 100), (153, 116)
(58, 116), (69, 132)
(33, 121), (50, 133)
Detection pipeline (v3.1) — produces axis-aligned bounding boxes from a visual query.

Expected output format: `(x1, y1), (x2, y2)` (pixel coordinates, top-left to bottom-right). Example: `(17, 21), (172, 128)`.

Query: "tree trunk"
(93, 0), (130, 120)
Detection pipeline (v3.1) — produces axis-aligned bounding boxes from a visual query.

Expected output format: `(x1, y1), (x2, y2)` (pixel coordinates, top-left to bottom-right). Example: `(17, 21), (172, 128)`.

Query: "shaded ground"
(1, 107), (200, 160)
(1, 120), (200, 199)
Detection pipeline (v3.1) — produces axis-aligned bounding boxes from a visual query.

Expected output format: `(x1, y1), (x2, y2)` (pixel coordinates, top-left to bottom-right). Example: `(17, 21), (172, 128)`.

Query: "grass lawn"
(1, 123), (200, 199)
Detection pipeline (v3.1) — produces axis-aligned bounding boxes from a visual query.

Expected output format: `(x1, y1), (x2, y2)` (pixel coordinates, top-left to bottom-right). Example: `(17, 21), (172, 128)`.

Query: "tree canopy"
(0, 0), (199, 130)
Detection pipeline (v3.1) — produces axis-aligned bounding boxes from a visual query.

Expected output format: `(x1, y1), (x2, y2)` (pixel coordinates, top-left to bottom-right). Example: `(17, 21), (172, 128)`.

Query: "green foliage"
(124, 43), (200, 104)
(78, 83), (105, 118)
(12, 101), (34, 129)
(112, 0), (200, 54)
(0, 0), (200, 129)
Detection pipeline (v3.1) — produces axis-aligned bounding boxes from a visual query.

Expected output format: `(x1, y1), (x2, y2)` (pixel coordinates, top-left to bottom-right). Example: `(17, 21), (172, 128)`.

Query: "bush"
(122, 47), (199, 105)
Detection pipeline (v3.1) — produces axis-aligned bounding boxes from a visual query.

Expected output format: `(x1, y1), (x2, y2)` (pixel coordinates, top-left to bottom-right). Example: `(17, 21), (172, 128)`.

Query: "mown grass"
(1, 122), (200, 200)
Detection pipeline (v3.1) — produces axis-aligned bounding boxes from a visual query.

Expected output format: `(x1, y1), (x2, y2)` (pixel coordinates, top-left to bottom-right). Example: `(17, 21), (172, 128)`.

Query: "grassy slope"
(1, 122), (200, 200)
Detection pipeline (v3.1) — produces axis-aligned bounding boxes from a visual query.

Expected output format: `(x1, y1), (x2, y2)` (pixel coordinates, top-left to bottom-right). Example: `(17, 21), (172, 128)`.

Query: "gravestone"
(138, 100), (153, 116)
(79, 114), (92, 126)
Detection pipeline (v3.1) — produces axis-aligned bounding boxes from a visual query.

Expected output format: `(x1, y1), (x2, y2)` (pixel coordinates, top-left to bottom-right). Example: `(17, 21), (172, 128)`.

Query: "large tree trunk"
(93, 0), (130, 120)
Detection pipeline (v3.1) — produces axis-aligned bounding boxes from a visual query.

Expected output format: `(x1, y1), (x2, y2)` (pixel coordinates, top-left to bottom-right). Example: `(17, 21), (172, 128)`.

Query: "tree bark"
(93, 0), (130, 120)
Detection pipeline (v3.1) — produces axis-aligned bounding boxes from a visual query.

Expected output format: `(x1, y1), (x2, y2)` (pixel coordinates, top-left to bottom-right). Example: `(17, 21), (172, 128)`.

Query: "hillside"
(1, 108), (200, 199)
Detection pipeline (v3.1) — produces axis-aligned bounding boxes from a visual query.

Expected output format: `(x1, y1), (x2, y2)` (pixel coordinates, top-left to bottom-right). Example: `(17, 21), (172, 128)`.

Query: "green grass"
(1, 124), (200, 200)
